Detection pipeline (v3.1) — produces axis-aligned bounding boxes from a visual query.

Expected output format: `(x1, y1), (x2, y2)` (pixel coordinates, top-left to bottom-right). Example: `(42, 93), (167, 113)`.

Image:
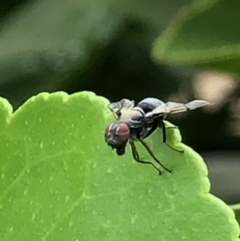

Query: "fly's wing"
(166, 100), (211, 113)
(145, 104), (170, 119)
(185, 100), (212, 110)
(108, 99), (135, 118)
(146, 100), (212, 118)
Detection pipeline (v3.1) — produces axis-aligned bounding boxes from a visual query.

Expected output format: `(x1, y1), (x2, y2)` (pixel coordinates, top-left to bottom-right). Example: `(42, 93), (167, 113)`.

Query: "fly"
(104, 97), (211, 174)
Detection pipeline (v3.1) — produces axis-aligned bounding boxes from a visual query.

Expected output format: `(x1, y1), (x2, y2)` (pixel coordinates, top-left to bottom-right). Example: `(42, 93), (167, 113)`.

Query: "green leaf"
(0, 91), (239, 241)
(152, 0), (240, 74)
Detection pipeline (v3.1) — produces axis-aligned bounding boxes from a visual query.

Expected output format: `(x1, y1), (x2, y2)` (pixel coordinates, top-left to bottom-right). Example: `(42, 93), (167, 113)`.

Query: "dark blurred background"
(0, 0), (239, 204)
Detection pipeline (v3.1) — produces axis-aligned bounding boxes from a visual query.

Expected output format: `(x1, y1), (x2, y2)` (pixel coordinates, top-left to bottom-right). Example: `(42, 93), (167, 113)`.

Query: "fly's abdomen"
(137, 97), (165, 114)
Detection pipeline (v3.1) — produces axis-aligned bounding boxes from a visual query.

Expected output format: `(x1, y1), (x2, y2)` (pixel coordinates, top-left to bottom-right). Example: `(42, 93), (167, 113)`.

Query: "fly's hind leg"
(129, 141), (163, 175)
(139, 139), (172, 173)
(161, 122), (184, 153)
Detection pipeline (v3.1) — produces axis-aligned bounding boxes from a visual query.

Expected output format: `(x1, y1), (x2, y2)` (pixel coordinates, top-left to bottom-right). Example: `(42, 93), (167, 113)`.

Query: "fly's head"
(104, 122), (130, 156)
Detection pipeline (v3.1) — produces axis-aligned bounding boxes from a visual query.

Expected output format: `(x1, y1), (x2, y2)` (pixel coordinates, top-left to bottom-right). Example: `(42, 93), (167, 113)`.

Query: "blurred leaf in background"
(0, 0), (191, 108)
(0, 0), (123, 107)
(152, 0), (240, 74)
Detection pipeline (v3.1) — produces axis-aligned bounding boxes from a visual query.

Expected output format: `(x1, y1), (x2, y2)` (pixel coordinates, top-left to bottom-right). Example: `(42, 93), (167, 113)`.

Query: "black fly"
(104, 97), (211, 174)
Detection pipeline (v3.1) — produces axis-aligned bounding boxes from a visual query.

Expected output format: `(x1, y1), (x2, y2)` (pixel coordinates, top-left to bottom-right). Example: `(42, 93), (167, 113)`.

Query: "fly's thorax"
(128, 119), (148, 140)
(107, 105), (149, 142)
(119, 107), (144, 122)
(130, 127), (148, 140)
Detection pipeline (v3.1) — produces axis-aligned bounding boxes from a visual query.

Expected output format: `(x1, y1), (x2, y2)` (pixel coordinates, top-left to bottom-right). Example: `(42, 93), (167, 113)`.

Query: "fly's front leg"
(129, 141), (162, 175)
(161, 122), (184, 153)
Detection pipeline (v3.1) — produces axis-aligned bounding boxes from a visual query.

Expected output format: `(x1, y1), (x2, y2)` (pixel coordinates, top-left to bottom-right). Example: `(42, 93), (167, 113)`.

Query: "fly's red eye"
(104, 122), (130, 147)
(115, 123), (130, 144)
(115, 123), (129, 134)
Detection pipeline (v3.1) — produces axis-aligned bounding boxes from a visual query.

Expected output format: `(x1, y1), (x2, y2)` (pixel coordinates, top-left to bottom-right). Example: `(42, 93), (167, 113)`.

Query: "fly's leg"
(139, 139), (172, 173)
(143, 119), (159, 139)
(129, 141), (162, 175)
(161, 122), (184, 153)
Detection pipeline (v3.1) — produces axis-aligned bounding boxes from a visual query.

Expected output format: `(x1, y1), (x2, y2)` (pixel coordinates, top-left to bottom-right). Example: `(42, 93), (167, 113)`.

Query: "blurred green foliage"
(0, 0), (190, 108)
(152, 0), (240, 74)
(0, 0), (123, 106)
